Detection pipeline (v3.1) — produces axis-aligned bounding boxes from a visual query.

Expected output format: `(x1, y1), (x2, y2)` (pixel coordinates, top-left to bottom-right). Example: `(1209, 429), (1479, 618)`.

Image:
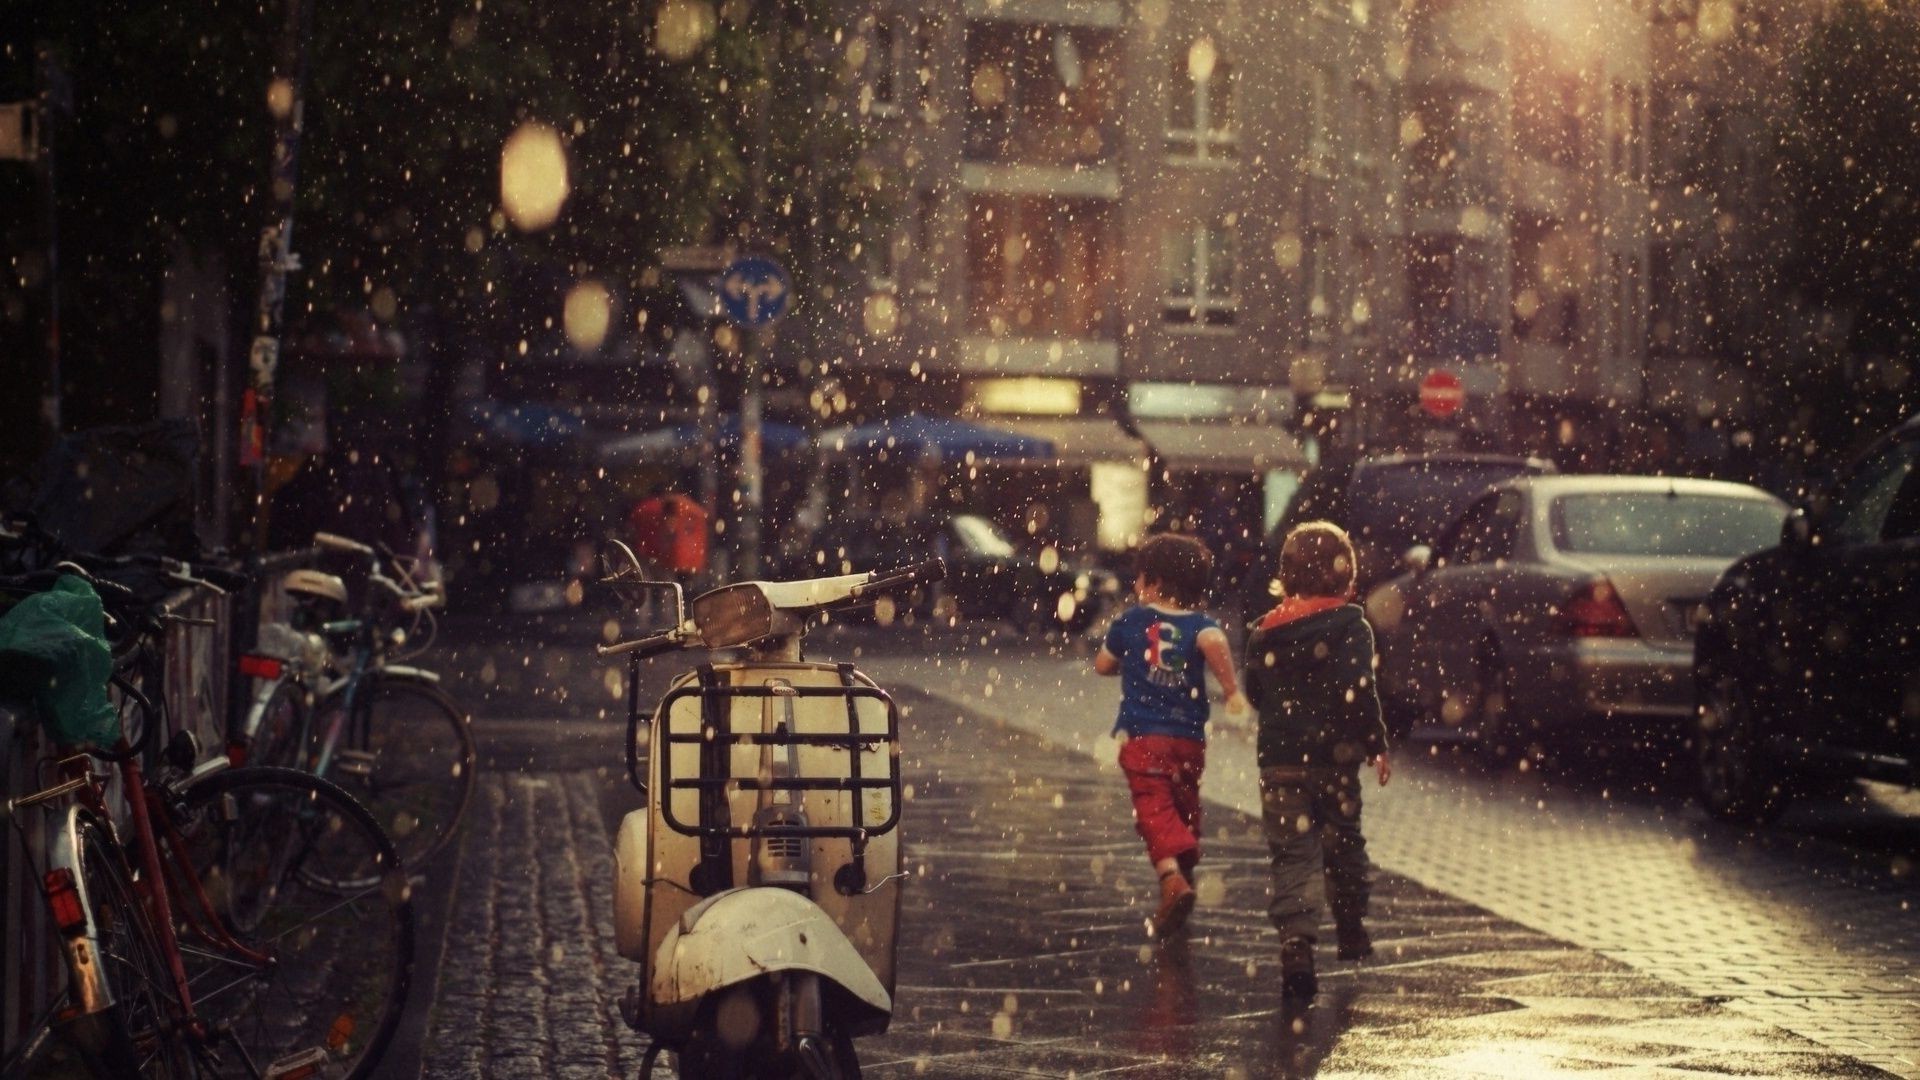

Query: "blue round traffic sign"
(719, 255), (791, 328)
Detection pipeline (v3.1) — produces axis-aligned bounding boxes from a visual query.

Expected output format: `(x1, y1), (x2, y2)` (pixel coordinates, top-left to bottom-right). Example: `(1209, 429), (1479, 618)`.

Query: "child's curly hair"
(1279, 520), (1357, 599)
(1137, 533), (1214, 608)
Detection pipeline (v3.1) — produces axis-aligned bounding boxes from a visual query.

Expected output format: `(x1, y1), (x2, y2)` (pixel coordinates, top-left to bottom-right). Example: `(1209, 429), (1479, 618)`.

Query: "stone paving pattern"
(419, 677), (1896, 1078)
(855, 642), (1920, 1077)
(421, 772), (648, 1079)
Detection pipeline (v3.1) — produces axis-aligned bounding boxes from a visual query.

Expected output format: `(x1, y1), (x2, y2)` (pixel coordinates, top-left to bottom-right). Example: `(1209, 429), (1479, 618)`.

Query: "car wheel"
(1472, 640), (1533, 765)
(1696, 661), (1791, 825)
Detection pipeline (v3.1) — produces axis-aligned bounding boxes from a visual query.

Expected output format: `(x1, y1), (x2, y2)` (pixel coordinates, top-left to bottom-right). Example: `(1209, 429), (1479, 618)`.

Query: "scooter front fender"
(650, 887), (892, 1020)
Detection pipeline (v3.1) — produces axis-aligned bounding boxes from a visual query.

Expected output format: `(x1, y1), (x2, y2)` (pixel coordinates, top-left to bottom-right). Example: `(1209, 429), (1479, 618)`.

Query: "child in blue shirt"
(1095, 533), (1247, 938)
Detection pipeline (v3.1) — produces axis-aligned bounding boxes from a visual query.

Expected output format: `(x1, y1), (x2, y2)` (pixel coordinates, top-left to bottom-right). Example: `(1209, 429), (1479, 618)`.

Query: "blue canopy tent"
(819, 414), (1055, 464)
(597, 415), (810, 466)
(465, 400), (588, 450)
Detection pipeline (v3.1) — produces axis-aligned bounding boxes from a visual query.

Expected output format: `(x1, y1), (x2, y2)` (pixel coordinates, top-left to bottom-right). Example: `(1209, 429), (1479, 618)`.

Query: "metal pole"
(243, 0), (313, 551)
(35, 45), (66, 441)
(736, 8), (779, 580)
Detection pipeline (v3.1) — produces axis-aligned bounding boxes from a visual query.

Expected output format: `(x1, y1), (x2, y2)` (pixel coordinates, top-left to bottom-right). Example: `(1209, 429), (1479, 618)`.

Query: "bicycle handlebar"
(314, 532), (375, 556)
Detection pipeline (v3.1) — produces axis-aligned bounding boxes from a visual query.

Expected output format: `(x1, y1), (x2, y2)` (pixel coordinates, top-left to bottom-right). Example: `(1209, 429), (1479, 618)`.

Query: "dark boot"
(1280, 937), (1317, 1000)
(1335, 918), (1373, 961)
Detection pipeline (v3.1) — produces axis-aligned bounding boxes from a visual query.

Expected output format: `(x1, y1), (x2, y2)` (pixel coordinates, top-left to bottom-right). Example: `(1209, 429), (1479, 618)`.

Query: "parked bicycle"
(0, 558), (414, 1079)
(232, 531), (475, 870)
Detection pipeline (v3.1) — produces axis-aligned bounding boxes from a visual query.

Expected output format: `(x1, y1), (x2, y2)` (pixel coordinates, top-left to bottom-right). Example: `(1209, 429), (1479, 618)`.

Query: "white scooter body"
(601, 561), (928, 1070)
(613, 660), (900, 1041)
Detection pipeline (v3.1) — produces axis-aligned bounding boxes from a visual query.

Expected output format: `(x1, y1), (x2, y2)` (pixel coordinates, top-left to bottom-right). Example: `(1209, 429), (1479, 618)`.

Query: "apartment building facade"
(826, 0), (1802, 551)
(834, 0), (1399, 551)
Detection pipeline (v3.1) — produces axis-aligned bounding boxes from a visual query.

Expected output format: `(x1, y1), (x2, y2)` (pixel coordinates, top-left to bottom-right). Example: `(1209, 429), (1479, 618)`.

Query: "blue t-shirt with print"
(1105, 605), (1220, 741)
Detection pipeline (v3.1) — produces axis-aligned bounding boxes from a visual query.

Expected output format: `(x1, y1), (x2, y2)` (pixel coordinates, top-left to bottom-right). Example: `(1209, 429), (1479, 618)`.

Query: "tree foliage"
(14, 0), (872, 429)
(1784, 0), (1920, 359)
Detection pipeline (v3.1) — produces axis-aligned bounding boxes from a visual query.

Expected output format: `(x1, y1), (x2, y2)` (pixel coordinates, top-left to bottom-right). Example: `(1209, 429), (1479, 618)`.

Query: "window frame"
(1162, 216), (1240, 329)
(1165, 38), (1237, 162)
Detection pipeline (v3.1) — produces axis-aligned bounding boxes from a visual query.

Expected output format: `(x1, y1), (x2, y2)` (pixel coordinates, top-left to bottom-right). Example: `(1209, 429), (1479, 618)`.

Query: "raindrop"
(500, 122), (570, 231)
(563, 281), (612, 351)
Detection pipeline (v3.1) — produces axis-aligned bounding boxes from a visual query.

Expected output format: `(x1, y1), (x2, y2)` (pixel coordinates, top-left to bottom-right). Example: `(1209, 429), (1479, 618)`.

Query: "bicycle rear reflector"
(239, 654), (286, 679)
(43, 868), (86, 935)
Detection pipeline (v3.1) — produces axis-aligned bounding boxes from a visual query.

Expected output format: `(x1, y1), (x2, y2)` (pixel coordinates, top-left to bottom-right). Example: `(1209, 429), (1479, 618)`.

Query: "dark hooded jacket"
(1244, 603), (1389, 769)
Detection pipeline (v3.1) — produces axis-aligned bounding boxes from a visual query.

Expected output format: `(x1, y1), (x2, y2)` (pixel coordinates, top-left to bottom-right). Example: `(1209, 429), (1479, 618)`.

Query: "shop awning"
(597, 416), (809, 466)
(978, 417), (1145, 466)
(1134, 420), (1307, 472)
(819, 414), (1054, 464)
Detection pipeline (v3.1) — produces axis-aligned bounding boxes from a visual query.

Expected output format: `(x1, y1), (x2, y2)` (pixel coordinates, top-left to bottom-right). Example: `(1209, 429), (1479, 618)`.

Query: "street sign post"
(719, 255), (790, 329)
(1420, 369), (1465, 419)
(719, 255), (791, 580)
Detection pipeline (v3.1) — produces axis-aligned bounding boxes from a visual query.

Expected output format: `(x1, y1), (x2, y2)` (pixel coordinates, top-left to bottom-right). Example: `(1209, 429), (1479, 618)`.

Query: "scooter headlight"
(689, 584), (775, 648)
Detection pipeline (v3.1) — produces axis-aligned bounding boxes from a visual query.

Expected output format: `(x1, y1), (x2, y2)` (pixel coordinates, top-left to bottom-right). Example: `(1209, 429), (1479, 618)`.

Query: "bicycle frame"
(31, 743), (274, 1050)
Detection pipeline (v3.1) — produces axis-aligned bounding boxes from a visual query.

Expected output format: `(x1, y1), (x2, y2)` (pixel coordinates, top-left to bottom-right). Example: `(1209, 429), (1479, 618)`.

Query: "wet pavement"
(850, 624), (1920, 1078)
(401, 611), (1914, 1078)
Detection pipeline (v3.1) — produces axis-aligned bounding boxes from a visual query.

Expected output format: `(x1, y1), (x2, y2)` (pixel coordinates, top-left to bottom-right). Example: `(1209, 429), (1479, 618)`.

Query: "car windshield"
(1348, 462), (1542, 556)
(1550, 493), (1785, 558)
(950, 514), (1016, 558)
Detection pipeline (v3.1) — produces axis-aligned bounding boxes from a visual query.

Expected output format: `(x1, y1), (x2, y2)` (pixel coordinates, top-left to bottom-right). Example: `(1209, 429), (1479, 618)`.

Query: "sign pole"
(738, 13), (779, 581)
(717, 254), (791, 580)
(242, 0), (313, 552)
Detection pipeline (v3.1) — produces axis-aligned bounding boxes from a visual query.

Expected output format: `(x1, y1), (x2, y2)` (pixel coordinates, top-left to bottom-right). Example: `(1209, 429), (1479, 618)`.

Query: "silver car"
(1367, 475), (1787, 753)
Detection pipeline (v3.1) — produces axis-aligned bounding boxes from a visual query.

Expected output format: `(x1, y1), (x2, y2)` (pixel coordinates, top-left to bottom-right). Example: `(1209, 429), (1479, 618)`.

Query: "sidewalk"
(855, 640), (1920, 1078)
(418, 679), (1895, 1078)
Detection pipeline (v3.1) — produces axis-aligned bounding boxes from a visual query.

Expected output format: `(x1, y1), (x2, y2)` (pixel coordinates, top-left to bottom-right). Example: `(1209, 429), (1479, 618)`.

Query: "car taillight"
(238, 654), (284, 680)
(1561, 580), (1637, 638)
(44, 868), (87, 935)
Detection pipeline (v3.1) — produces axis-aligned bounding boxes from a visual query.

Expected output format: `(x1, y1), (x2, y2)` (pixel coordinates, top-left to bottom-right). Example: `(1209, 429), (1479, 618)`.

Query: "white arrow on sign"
(723, 272), (788, 323)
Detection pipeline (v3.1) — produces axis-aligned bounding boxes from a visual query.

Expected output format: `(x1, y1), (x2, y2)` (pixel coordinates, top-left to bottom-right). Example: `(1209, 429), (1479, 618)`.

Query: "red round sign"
(1420, 369), (1465, 419)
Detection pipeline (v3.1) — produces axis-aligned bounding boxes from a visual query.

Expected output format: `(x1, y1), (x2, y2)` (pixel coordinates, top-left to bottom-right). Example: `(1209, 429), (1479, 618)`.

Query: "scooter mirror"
(596, 539), (684, 627)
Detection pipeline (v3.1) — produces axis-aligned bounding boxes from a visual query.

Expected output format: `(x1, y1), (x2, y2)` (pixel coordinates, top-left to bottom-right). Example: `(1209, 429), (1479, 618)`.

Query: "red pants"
(1120, 735), (1206, 867)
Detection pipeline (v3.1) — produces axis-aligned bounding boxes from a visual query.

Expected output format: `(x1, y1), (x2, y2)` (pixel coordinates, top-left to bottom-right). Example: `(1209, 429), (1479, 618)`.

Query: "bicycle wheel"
(247, 677), (311, 772)
(318, 676), (476, 868)
(170, 767), (413, 1080)
(36, 814), (192, 1079)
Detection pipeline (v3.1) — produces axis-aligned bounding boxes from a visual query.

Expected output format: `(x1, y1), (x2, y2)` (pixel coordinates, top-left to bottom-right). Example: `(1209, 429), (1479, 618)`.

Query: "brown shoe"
(1281, 937), (1318, 1000)
(1149, 871), (1196, 939)
(1335, 919), (1374, 962)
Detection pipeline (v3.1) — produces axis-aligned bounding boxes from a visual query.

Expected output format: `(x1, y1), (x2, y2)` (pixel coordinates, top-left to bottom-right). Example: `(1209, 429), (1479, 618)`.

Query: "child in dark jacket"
(1243, 521), (1392, 1000)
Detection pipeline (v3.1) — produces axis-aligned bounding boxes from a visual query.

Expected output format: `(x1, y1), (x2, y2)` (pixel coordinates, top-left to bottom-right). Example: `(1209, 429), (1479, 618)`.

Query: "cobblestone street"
(410, 616), (1916, 1077)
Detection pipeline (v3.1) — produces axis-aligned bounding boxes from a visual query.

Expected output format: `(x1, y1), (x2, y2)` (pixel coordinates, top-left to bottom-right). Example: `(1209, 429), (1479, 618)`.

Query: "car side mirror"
(1780, 507), (1815, 551)
(1403, 544), (1433, 575)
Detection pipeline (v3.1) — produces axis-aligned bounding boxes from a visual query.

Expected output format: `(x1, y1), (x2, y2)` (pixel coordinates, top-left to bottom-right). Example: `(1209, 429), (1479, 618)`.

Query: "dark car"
(1234, 451), (1559, 626)
(1693, 414), (1920, 823)
(802, 513), (1118, 632)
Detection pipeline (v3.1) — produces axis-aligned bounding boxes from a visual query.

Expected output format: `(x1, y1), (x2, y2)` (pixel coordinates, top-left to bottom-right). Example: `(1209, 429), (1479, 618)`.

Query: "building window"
(1166, 36), (1236, 160)
(1610, 81), (1626, 176)
(966, 195), (1115, 338)
(1350, 237), (1377, 335)
(965, 21), (1119, 166)
(912, 22), (936, 116)
(1407, 88), (1493, 207)
(1304, 229), (1333, 340)
(1411, 238), (1498, 358)
(912, 191), (939, 293)
(1307, 65), (1335, 177)
(1628, 85), (1646, 183)
(1163, 217), (1238, 328)
(1353, 80), (1380, 195)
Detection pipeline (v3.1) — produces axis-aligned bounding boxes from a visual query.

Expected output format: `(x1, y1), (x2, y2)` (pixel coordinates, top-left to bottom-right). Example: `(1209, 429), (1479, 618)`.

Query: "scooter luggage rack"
(655, 680), (902, 841)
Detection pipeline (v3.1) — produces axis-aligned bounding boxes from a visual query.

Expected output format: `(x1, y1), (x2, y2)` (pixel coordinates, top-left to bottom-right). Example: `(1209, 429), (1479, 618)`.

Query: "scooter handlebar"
(853, 558), (946, 599)
(597, 628), (687, 659)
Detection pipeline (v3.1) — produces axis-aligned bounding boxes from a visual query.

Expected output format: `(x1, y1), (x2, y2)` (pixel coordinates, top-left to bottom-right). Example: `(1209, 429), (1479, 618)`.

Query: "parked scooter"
(597, 541), (941, 1079)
